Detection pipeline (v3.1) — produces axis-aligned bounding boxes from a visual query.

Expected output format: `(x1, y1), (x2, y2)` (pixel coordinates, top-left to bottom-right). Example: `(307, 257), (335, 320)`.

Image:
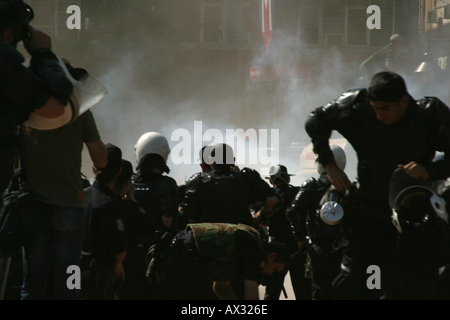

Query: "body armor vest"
(195, 171), (254, 226)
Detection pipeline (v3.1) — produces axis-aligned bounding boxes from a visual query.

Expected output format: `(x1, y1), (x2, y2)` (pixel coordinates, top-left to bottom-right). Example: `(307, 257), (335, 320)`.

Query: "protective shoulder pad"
(157, 175), (179, 196)
(184, 172), (206, 192)
(418, 96), (448, 111)
(417, 96), (438, 109)
(315, 88), (367, 121)
(418, 97), (450, 124)
(241, 167), (263, 182)
(300, 177), (316, 192)
(335, 88), (367, 110)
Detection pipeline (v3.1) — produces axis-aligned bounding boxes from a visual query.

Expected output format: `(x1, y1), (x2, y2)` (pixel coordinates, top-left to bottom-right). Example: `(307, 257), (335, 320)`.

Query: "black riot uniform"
(263, 182), (312, 300)
(183, 166), (280, 300)
(305, 86), (450, 299)
(183, 167), (277, 227)
(113, 196), (153, 300)
(81, 181), (128, 300)
(132, 155), (184, 238)
(286, 173), (344, 300)
(131, 154), (185, 299)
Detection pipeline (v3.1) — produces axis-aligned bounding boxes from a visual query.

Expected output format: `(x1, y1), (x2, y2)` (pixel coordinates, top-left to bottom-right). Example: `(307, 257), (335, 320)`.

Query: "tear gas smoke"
(55, 1), (432, 187)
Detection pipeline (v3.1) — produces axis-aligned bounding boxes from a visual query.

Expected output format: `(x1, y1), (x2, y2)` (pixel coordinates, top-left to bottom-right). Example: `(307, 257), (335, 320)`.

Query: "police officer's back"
(132, 132), (184, 243)
(262, 165), (312, 300)
(183, 143), (281, 228)
(82, 144), (127, 300)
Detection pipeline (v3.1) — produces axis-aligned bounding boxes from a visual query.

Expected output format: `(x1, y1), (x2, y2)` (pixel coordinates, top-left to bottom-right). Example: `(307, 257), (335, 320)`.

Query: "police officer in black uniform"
(183, 143), (281, 227)
(132, 132), (185, 234)
(183, 143), (282, 299)
(305, 71), (450, 299)
(263, 164), (311, 300)
(131, 132), (185, 298)
(287, 145), (349, 300)
(112, 159), (153, 300)
(0, 0), (73, 195)
(178, 145), (213, 211)
(81, 144), (127, 300)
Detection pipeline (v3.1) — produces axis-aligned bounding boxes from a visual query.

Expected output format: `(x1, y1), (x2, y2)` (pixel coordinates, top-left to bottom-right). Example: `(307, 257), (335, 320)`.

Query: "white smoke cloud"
(74, 1), (430, 187)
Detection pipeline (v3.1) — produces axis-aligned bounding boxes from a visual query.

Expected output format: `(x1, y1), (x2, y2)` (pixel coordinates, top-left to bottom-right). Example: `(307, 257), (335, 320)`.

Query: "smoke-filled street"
(2, 0), (450, 303)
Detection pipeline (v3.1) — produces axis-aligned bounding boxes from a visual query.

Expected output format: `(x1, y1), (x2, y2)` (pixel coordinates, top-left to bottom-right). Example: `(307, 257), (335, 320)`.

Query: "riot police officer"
(112, 160), (153, 300)
(183, 143), (281, 227)
(287, 145), (348, 300)
(263, 164), (311, 300)
(82, 144), (127, 300)
(305, 71), (450, 299)
(182, 143), (282, 299)
(133, 132), (185, 234)
(131, 132), (186, 299)
(177, 145), (213, 205)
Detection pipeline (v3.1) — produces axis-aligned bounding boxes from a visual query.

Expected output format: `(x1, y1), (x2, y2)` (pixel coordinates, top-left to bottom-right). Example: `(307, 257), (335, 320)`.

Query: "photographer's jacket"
(305, 89), (450, 221)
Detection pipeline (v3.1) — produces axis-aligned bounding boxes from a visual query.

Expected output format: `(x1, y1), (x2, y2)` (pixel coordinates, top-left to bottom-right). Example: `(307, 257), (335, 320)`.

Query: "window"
(298, 7), (321, 45)
(202, 4), (224, 43)
(323, 0), (345, 46)
(347, 8), (368, 46)
(369, 2), (394, 47)
(435, 1), (449, 9)
(296, 0), (409, 47)
(200, 0), (251, 45)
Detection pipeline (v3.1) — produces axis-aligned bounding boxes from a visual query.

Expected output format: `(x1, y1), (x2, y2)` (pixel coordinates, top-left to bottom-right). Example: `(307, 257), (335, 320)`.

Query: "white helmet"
(316, 145), (346, 175)
(135, 132), (170, 163)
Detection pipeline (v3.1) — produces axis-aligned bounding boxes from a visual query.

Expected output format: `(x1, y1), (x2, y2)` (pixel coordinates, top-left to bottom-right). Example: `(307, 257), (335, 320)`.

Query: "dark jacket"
(305, 90), (450, 222)
(83, 181), (127, 263)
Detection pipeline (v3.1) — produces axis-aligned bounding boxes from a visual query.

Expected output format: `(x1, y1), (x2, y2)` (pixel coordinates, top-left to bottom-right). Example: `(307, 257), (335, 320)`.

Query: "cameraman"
(0, 0), (73, 195)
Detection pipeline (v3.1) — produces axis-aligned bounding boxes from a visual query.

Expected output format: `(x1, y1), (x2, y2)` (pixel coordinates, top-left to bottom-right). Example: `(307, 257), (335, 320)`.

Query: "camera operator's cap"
(266, 164), (294, 184)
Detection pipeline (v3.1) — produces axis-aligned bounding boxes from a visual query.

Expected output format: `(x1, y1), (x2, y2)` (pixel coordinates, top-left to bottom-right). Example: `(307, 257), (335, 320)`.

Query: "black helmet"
(389, 169), (448, 239)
